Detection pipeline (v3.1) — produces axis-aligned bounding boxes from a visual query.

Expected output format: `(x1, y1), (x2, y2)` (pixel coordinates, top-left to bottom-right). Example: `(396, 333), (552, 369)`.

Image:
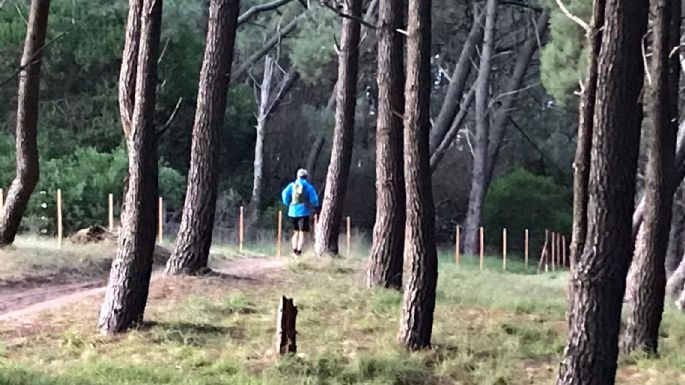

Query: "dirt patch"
(0, 257), (285, 340)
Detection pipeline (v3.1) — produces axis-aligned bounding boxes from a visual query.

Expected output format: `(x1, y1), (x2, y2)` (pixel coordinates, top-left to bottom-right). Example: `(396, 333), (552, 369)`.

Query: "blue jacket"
(281, 179), (319, 218)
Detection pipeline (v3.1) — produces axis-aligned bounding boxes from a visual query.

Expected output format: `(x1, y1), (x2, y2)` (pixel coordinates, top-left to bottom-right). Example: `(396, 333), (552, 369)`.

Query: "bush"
(0, 142), (185, 234)
(484, 168), (571, 253)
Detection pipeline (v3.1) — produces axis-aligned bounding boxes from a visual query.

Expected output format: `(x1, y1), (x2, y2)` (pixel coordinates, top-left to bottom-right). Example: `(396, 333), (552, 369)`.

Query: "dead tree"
(248, 59), (299, 226)
(0, 0), (51, 246)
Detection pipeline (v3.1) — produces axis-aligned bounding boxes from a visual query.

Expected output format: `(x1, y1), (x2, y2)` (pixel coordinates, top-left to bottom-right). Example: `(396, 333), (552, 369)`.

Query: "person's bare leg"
(296, 231), (305, 253)
(292, 232), (298, 252)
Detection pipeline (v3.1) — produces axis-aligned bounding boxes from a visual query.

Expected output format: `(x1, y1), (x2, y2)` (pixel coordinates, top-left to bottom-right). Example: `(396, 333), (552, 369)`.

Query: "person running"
(281, 168), (319, 256)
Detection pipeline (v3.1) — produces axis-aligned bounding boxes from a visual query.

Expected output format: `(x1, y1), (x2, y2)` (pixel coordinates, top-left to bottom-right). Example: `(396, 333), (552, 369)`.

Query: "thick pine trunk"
(367, 0), (405, 290)
(623, 0), (680, 354)
(0, 0), (51, 246)
(463, 0), (497, 256)
(314, 0), (362, 257)
(398, 0), (438, 350)
(429, 86), (474, 171)
(99, 0), (163, 335)
(166, 0), (240, 275)
(305, 136), (325, 178)
(556, 0), (648, 383)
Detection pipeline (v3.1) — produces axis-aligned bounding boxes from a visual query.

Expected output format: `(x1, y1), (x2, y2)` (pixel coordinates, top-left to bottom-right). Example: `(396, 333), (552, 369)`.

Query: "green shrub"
(484, 168), (571, 253)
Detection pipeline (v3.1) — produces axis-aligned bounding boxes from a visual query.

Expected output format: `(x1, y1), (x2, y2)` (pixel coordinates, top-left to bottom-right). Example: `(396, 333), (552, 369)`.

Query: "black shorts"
(290, 216), (310, 232)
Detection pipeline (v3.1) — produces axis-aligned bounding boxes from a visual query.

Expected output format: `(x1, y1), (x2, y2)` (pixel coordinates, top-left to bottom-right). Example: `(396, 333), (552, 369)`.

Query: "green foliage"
(540, 0), (592, 105)
(484, 168), (571, 239)
(286, 8), (338, 85)
(0, 141), (184, 233)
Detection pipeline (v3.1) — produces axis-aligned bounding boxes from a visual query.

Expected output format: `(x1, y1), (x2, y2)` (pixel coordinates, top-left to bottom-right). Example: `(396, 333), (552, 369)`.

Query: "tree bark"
(623, 0), (680, 354)
(556, 0), (648, 383)
(462, 0), (498, 256)
(569, 0), (605, 271)
(314, 0), (362, 257)
(428, 8), (484, 154)
(367, 0), (405, 290)
(0, 0), (51, 246)
(166, 0), (240, 275)
(99, 0), (163, 335)
(397, 0), (438, 350)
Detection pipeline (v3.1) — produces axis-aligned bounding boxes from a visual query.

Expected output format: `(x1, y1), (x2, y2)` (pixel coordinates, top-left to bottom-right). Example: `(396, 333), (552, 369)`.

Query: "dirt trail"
(0, 257), (284, 322)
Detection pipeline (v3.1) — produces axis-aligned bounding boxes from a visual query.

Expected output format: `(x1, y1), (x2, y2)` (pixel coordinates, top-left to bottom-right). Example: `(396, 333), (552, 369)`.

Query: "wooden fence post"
(239, 206), (244, 253)
(562, 235), (567, 268)
(57, 189), (63, 248)
(276, 296), (298, 355)
(524, 229), (529, 269)
(455, 225), (461, 265)
(108, 193), (114, 231)
(346, 216), (351, 258)
(277, 210), (282, 258)
(502, 228), (507, 271)
(479, 226), (484, 271)
(551, 232), (556, 272)
(158, 197), (164, 244)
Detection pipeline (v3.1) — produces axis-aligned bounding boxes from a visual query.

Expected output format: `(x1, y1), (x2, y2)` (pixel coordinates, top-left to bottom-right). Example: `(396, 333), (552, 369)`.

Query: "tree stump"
(276, 296), (297, 355)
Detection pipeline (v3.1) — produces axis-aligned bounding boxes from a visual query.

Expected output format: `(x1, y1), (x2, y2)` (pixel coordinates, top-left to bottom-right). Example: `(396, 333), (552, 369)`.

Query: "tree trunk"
(367, 0), (405, 290)
(99, 0), (163, 335)
(569, 0), (605, 271)
(305, 135), (325, 178)
(665, 182), (685, 277)
(166, 0), (240, 275)
(0, 0), (51, 246)
(484, 8), (550, 187)
(462, 0), (498, 256)
(429, 86), (474, 171)
(623, 0), (680, 354)
(428, 8), (484, 154)
(248, 56), (274, 227)
(556, 0), (648, 383)
(397, 0), (438, 350)
(314, 0), (362, 257)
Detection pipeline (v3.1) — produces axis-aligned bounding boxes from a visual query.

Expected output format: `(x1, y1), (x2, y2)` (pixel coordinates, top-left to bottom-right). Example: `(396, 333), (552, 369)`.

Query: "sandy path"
(0, 257), (284, 322)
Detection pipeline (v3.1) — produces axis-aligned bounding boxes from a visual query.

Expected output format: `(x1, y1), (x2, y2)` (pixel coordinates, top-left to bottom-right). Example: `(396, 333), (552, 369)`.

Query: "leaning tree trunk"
(556, 0), (648, 383)
(623, 0), (680, 355)
(398, 0), (438, 350)
(99, 0), (163, 335)
(166, 0), (240, 275)
(367, 0), (405, 290)
(462, 0), (497, 256)
(0, 0), (51, 246)
(428, 8), (484, 154)
(314, 0), (362, 257)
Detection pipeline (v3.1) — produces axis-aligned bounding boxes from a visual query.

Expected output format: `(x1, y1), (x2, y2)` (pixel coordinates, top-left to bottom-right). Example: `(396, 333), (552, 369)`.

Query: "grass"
(0, 237), (684, 384)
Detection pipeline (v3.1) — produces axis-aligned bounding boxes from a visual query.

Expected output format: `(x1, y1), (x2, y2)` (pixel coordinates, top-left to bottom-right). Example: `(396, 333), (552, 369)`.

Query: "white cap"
(297, 168), (308, 179)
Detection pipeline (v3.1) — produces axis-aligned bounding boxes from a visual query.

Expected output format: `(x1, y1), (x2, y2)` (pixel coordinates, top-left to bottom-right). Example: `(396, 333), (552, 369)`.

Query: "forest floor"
(0, 238), (684, 384)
